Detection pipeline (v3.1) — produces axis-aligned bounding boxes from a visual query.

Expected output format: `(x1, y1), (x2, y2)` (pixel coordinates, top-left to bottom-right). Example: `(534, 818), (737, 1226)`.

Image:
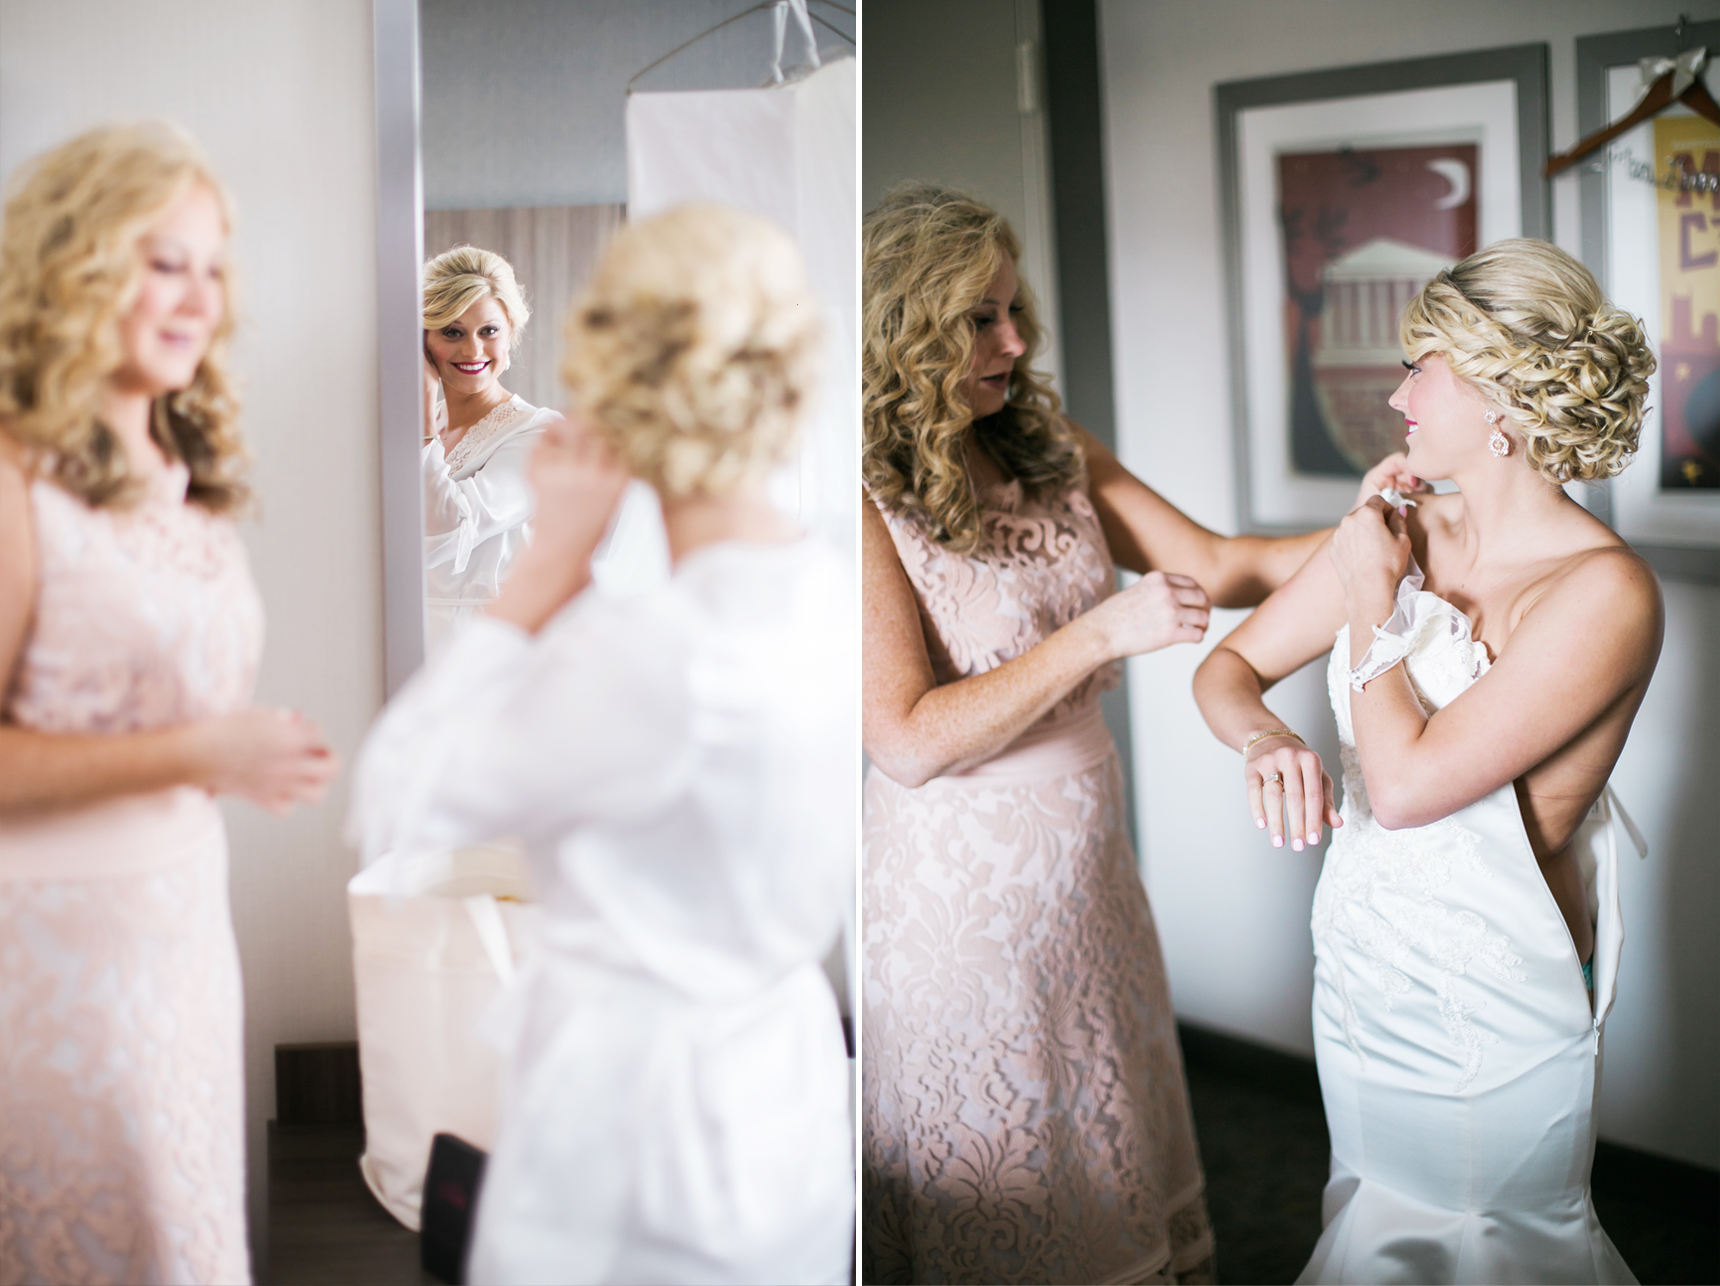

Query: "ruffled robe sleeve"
(422, 427), (544, 575)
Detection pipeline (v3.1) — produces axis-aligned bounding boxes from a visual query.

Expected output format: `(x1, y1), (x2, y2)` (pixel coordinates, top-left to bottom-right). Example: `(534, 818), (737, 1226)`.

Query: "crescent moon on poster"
(1428, 159), (1471, 210)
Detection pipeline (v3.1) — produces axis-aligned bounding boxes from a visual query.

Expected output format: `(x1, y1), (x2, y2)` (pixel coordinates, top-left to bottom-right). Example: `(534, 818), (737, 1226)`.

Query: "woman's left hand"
(1330, 495), (1410, 616)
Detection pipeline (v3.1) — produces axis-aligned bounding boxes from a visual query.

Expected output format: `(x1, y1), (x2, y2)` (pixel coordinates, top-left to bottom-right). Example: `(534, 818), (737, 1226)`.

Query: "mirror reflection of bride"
(420, 246), (563, 656)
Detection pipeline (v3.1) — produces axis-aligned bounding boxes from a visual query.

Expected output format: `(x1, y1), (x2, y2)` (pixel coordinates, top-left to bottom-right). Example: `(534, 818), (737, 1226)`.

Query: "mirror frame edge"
(374, 0), (427, 697)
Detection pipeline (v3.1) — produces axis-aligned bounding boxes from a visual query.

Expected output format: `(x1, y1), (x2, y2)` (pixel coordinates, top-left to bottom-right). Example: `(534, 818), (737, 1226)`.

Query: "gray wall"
(422, 0), (854, 209)
(1100, 0), (1720, 1170)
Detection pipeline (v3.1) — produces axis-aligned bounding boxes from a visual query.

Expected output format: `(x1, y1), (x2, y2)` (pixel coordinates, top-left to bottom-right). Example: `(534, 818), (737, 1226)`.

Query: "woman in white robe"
(1193, 239), (1658, 1285)
(420, 246), (562, 655)
(354, 204), (855, 1285)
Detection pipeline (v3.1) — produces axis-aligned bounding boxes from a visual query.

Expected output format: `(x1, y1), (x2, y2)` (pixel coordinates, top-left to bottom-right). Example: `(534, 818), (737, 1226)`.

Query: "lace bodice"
(5, 465), (262, 735)
(872, 474), (1119, 722)
(442, 395), (536, 478)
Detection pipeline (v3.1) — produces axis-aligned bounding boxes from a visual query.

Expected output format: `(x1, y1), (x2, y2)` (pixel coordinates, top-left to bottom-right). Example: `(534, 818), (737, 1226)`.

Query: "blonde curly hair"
(422, 244), (530, 348)
(0, 121), (246, 511)
(1401, 238), (1655, 483)
(863, 184), (1078, 555)
(562, 203), (821, 500)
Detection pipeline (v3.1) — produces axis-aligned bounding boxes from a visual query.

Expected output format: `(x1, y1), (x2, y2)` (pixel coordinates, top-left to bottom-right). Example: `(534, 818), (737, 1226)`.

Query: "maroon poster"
(1277, 144), (1479, 475)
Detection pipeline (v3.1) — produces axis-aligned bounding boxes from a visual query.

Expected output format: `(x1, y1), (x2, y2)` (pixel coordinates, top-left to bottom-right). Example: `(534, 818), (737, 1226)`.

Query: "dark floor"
(265, 1122), (432, 1285)
(1179, 1023), (1720, 1286)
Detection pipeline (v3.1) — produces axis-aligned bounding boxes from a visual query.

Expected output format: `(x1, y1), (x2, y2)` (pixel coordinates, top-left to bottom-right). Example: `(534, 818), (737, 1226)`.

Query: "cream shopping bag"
(347, 844), (540, 1229)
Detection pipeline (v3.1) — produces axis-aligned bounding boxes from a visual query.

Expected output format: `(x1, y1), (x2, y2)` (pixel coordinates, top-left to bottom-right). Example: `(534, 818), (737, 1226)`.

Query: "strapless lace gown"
(0, 465), (262, 1286)
(862, 479), (1214, 1285)
(1306, 577), (1639, 1284)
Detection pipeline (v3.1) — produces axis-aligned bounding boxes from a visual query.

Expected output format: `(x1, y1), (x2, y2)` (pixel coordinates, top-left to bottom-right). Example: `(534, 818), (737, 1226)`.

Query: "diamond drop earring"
(1486, 411), (1509, 458)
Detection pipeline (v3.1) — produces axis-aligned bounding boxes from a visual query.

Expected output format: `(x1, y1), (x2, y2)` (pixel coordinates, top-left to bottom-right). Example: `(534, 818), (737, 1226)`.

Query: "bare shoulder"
(861, 489), (900, 560)
(1549, 542), (1662, 619)
(1522, 543), (1664, 676)
(0, 430), (32, 521)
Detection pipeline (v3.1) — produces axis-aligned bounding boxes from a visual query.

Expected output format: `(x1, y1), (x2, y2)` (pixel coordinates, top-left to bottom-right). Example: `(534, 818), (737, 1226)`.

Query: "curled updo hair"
(422, 245), (529, 347)
(863, 184), (1079, 554)
(0, 121), (247, 511)
(562, 203), (821, 499)
(1401, 238), (1655, 483)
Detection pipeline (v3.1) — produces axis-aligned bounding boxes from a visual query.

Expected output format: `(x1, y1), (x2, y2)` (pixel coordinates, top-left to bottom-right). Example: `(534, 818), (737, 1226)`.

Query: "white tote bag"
(347, 844), (540, 1230)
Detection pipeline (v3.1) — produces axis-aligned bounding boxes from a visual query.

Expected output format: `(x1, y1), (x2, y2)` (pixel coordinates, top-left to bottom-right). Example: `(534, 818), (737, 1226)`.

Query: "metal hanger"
(627, 0), (854, 95)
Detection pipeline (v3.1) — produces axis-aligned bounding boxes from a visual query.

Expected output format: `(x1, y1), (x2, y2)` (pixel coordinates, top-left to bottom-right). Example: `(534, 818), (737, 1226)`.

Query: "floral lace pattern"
(1319, 614), (1526, 1093)
(443, 396), (533, 477)
(1, 468), (260, 1285)
(862, 480), (1212, 1284)
(9, 467), (261, 735)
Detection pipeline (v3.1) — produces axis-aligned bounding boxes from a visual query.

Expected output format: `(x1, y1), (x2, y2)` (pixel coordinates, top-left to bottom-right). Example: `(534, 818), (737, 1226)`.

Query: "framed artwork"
(1217, 46), (1549, 533)
(1578, 21), (1720, 584)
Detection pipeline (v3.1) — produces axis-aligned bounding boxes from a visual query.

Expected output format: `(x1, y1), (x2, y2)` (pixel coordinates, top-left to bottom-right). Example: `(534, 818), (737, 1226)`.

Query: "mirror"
(388, 0), (858, 669)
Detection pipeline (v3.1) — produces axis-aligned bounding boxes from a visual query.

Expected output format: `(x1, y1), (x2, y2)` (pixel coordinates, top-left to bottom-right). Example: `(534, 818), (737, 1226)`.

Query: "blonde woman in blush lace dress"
(0, 125), (335, 1285)
(860, 186), (1416, 1285)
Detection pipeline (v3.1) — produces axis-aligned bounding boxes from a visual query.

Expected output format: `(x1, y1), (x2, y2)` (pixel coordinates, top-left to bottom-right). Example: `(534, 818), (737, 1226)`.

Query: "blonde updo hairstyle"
(0, 121), (246, 511)
(422, 245), (530, 347)
(562, 203), (821, 500)
(1401, 238), (1655, 483)
(863, 184), (1078, 555)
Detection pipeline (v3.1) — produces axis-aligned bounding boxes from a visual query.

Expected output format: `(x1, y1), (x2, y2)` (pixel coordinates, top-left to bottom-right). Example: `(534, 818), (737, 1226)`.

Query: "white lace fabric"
(441, 395), (534, 477)
(862, 476), (1213, 1285)
(0, 467), (260, 1285)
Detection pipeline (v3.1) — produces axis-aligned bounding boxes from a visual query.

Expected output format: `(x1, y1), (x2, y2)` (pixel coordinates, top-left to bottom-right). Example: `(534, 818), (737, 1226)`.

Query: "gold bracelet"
(1242, 728), (1305, 757)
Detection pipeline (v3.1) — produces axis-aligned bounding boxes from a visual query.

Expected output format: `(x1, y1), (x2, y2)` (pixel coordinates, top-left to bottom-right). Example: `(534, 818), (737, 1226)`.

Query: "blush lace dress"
(0, 464), (262, 1286)
(862, 477), (1215, 1285)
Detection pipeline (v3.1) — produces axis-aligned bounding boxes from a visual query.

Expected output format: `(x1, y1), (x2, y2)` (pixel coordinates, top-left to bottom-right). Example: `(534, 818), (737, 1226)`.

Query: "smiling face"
(962, 253), (1027, 420)
(425, 296), (512, 397)
(112, 183), (227, 397)
(1388, 350), (1504, 480)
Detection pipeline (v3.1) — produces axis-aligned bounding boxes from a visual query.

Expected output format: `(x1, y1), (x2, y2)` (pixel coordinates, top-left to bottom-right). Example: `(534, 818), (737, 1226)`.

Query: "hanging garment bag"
(347, 844), (539, 1229)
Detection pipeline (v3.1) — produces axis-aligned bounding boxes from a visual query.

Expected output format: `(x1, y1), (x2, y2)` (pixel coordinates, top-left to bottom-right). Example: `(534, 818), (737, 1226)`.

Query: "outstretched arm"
(863, 497), (1210, 787)
(1081, 425), (1419, 606)
(1192, 530), (1349, 849)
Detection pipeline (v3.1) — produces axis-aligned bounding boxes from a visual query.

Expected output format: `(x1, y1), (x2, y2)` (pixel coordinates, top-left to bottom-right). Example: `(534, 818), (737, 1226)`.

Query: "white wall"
(0, 0), (383, 1248)
(1101, 0), (1720, 1169)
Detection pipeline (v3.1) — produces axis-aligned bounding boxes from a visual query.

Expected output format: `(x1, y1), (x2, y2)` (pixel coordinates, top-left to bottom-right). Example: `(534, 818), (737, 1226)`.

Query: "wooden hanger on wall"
(1545, 43), (1720, 178)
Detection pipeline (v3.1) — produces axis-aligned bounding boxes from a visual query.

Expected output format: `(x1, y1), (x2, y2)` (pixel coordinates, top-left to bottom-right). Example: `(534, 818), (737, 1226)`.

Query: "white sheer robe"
(423, 395), (558, 657)
(352, 537), (856, 1285)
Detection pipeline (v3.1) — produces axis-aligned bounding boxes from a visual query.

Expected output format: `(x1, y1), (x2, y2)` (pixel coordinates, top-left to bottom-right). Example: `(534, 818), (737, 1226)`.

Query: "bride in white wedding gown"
(1194, 239), (1658, 1285)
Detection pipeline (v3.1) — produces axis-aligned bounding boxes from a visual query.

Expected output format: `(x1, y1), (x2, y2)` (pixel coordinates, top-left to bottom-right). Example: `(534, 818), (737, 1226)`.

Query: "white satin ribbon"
(1638, 46), (1708, 101)
(769, 0), (820, 84)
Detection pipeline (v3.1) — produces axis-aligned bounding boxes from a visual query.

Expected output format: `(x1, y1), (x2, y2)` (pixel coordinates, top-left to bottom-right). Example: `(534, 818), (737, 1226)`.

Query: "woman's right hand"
(1087, 570), (1210, 659)
(1246, 733), (1341, 851)
(186, 707), (339, 815)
